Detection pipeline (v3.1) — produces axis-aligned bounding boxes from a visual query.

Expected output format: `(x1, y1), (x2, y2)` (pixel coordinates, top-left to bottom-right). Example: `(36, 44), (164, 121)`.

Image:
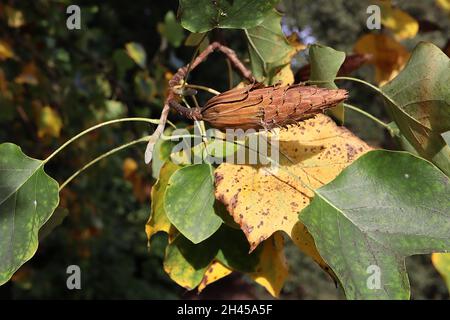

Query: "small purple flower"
(281, 17), (316, 45)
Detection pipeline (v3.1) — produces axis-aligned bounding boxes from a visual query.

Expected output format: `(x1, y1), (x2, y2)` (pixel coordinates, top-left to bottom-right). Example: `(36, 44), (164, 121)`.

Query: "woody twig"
(144, 42), (255, 164)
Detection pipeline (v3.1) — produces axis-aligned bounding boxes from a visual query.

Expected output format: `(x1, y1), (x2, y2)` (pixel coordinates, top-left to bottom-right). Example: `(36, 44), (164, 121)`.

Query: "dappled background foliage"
(0, 0), (449, 299)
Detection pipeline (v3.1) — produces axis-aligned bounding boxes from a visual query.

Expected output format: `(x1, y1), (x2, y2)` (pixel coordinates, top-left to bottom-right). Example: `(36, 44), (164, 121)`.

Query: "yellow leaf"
(249, 232), (288, 297)
(5, 5), (25, 28)
(198, 261), (233, 293)
(123, 157), (149, 203)
(271, 63), (294, 86)
(196, 233), (289, 297)
(286, 33), (307, 53)
(146, 161), (181, 243)
(432, 253), (450, 292)
(0, 39), (14, 60)
(37, 106), (63, 139)
(291, 221), (336, 281)
(380, 2), (418, 40)
(125, 42), (146, 68)
(214, 114), (373, 275)
(436, 0), (450, 12)
(354, 34), (410, 85)
(15, 62), (39, 85)
(270, 34), (305, 86)
(123, 158), (138, 179)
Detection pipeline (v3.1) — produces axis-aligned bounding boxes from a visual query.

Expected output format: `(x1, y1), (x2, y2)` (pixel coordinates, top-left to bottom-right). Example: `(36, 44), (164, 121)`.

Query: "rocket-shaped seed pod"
(170, 83), (348, 130)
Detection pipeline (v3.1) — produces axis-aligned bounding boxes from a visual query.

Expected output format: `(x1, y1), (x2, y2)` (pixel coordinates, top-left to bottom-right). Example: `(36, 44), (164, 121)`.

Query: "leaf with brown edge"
(381, 42), (450, 176)
(145, 161), (181, 245)
(214, 114), (373, 275)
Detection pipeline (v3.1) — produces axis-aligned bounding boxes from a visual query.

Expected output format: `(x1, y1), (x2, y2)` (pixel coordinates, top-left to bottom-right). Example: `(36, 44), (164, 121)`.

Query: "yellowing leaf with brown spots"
(214, 114), (373, 274)
(249, 232), (288, 297)
(354, 34), (410, 85)
(198, 261), (233, 293)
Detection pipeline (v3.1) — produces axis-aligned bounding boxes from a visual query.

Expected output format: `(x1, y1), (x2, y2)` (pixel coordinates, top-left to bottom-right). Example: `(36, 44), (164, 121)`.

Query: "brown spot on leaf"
(215, 172), (224, 185)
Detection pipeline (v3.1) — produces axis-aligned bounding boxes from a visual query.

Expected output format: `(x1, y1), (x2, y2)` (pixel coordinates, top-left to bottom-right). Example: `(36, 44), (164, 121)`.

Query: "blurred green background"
(0, 0), (448, 299)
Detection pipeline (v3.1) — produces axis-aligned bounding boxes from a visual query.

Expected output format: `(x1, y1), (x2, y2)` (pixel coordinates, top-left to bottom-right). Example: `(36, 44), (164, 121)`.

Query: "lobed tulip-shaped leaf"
(179, 0), (279, 33)
(300, 150), (450, 299)
(308, 44), (346, 123)
(381, 42), (450, 176)
(0, 143), (59, 285)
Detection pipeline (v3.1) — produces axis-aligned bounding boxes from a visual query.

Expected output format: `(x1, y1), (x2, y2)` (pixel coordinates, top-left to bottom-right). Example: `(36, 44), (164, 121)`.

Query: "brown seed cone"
(199, 83), (348, 130)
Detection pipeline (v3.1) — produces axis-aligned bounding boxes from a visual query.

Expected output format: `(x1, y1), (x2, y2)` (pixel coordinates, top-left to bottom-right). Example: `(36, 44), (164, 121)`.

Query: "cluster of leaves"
(147, 0), (450, 299)
(1, 0), (450, 300)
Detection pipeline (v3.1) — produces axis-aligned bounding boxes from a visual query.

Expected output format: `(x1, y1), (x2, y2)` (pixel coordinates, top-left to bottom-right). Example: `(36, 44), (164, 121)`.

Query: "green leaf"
(157, 11), (185, 48)
(112, 49), (134, 79)
(0, 143), (59, 285)
(178, 0), (279, 33)
(96, 100), (127, 121)
(299, 150), (450, 299)
(125, 42), (147, 68)
(185, 32), (209, 52)
(164, 163), (222, 243)
(134, 71), (156, 103)
(381, 42), (450, 176)
(246, 10), (294, 84)
(309, 44), (346, 123)
(443, 131), (450, 147)
(163, 225), (260, 289)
